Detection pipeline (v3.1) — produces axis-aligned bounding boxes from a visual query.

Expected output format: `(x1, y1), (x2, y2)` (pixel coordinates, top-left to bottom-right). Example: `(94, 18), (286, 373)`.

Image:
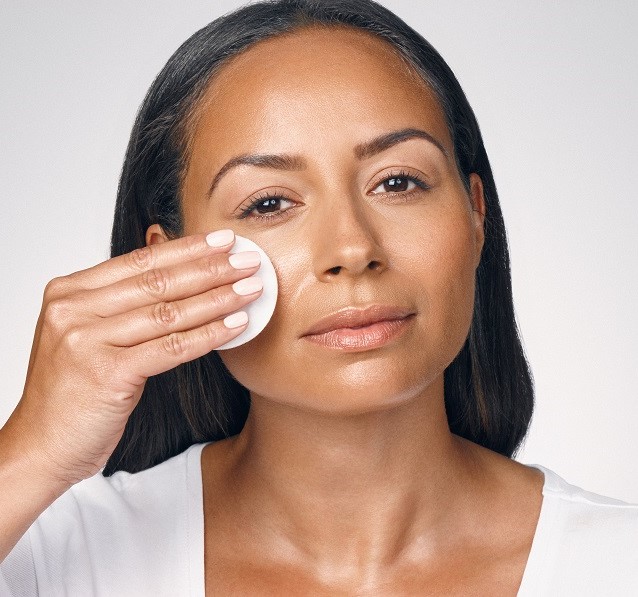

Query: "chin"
(247, 359), (443, 416)
(220, 320), (462, 415)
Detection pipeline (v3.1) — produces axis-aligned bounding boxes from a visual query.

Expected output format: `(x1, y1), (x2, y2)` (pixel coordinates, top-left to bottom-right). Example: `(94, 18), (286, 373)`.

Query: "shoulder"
(6, 442), (208, 595)
(40, 441), (208, 538)
(519, 464), (638, 595)
(46, 441), (201, 519)
(538, 464), (638, 541)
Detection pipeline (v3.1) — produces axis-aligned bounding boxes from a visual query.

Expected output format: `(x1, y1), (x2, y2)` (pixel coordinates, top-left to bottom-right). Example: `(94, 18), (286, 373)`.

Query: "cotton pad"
(216, 235), (278, 350)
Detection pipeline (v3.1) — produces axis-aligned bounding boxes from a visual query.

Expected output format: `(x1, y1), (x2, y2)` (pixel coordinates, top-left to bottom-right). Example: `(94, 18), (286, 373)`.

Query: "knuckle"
(152, 301), (179, 328)
(128, 246), (154, 271)
(182, 234), (202, 258)
(207, 289), (228, 311)
(60, 324), (87, 352)
(43, 298), (75, 331)
(139, 268), (169, 297)
(43, 276), (70, 301)
(162, 332), (189, 358)
(204, 255), (224, 279)
(202, 324), (222, 346)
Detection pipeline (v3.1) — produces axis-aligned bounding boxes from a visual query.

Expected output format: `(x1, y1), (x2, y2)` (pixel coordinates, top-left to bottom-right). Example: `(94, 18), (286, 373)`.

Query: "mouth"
(301, 305), (416, 351)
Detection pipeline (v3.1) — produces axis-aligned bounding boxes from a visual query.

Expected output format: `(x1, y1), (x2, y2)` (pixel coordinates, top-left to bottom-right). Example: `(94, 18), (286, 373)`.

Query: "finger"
(79, 249), (262, 318)
(119, 311), (251, 379)
(98, 277), (263, 347)
(62, 230), (237, 292)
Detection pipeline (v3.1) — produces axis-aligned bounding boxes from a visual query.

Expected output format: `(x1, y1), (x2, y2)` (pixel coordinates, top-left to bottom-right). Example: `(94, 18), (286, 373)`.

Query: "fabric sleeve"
(0, 529), (38, 596)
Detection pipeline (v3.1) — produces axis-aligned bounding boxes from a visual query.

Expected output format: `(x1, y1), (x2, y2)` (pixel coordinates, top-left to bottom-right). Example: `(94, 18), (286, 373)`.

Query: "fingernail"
(206, 229), (235, 247)
(224, 311), (249, 328)
(232, 276), (263, 296)
(229, 251), (261, 269)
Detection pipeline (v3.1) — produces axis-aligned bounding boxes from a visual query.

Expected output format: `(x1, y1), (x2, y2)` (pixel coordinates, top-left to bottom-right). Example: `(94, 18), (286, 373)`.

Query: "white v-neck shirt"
(2, 442), (637, 596)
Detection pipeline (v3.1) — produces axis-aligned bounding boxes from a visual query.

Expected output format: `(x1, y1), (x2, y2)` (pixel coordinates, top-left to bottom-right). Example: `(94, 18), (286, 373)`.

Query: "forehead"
(184, 26), (452, 188)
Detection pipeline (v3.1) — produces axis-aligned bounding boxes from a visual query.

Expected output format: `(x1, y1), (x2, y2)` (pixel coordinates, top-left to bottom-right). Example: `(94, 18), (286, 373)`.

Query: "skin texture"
(147, 27), (544, 596)
(0, 229), (262, 562)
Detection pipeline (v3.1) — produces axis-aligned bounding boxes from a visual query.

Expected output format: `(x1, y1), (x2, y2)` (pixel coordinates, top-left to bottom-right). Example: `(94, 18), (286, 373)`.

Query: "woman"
(1, 0), (636, 594)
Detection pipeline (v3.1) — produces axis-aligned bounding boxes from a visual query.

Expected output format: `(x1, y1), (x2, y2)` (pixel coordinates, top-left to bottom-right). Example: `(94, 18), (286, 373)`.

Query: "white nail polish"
(205, 229), (235, 247)
(216, 236), (278, 350)
(223, 311), (249, 328)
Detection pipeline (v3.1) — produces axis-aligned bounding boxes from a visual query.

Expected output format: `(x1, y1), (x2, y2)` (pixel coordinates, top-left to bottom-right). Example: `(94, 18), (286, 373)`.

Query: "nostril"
(368, 261), (382, 270)
(329, 266), (342, 275)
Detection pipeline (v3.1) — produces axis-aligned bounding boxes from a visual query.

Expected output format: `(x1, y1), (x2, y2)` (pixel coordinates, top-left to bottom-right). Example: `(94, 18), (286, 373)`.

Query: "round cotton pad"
(216, 235), (279, 350)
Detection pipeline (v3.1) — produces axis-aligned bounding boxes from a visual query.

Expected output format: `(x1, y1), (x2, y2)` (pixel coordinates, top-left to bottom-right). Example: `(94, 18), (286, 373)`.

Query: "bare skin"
(0, 22), (544, 594)
(147, 27), (545, 595)
(0, 230), (263, 562)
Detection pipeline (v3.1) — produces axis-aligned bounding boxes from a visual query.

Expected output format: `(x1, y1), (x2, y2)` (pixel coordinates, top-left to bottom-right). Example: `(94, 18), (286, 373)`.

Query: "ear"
(145, 223), (170, 247)
(468, 173), (486, 267)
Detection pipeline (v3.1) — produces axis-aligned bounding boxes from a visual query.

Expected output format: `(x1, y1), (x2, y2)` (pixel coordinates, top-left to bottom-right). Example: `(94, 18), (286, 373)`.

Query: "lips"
(301, 305), (415, 337)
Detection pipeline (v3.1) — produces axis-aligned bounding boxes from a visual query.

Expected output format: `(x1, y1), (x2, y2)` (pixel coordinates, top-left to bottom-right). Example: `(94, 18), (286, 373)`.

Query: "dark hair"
(104, 0), (533, 476)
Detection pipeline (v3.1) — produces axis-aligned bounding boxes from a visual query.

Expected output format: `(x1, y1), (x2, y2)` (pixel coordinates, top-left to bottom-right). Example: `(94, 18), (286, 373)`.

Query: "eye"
(237, 191), (297, 221)
(369, 171), (429, 195)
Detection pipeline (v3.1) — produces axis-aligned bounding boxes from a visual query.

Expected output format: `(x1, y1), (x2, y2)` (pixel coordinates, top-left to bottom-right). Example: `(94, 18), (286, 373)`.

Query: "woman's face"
(177, 27), (485, 414)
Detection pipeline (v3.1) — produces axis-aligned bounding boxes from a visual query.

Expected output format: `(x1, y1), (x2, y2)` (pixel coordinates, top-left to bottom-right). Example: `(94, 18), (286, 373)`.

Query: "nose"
(312, 193), (388, 281)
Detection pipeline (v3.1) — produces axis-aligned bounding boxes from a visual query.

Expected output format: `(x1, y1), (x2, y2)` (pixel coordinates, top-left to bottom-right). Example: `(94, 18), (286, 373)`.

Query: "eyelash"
(237, 190), (295, 221)
(237, 170), (430, 222)
(370, 170), (430, 196)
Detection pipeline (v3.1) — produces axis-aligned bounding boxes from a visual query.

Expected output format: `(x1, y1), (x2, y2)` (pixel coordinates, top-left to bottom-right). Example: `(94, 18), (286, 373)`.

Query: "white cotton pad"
(216, 235), (279, 350)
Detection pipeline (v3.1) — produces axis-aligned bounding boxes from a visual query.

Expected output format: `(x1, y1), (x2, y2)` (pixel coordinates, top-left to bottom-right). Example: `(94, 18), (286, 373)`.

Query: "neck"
(222, 376), (481, 578)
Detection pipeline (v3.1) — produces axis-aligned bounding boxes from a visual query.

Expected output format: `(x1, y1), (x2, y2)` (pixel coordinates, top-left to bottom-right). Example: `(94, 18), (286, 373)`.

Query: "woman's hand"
(4, 229), (262, 487)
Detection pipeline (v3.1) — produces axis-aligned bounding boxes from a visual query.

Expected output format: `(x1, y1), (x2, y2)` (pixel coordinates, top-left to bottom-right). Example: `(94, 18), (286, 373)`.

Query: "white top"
(1, 442), (637, 596)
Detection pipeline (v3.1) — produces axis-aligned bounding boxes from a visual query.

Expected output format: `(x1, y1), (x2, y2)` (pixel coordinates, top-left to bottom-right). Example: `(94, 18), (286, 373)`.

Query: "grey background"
(1, 1), (636, 500)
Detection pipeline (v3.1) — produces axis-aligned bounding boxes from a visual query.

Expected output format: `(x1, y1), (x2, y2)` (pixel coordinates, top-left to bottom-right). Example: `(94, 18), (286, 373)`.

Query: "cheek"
(216, 198), (480, 401)
(213, 244), (309, 396)
(396, 199), (478, 291)
(397, 201), (479, 347)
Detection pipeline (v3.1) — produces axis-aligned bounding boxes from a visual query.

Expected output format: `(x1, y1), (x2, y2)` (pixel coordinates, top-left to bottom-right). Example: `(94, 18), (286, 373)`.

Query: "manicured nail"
(206, 229), (235, 247)
(229, 251), (261, 269)
(232, 276), (263, 296)
(223, 311), (249, 328)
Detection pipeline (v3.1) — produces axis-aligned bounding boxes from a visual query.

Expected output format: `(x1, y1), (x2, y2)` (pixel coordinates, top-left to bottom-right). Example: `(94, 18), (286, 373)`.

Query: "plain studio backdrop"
(1, 1), (636, 501)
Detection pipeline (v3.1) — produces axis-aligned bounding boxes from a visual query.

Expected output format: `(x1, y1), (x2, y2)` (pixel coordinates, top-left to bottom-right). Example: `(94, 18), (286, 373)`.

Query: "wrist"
(0, 414), (73, 504)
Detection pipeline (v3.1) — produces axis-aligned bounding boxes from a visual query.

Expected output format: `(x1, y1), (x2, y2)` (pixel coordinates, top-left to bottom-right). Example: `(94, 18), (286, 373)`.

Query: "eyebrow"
(206, 127), (448, 197)
(354, 127), (449, 161)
